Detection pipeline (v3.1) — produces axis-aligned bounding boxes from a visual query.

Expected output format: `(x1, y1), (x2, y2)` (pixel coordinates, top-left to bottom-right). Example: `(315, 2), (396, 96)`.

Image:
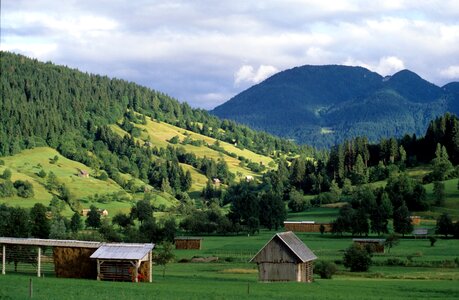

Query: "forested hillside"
(0, 51), (320, 215)
(212, 65), (459, 147)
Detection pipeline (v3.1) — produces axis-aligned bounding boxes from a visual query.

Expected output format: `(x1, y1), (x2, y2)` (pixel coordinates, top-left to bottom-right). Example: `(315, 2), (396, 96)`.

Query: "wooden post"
(96, 259), (101, 281)
(2, 244), (5, 275)
(29, 278), (33, 298)
(149, 251), (152, 283)
(134, 260), (139, 283)
(37, 247), (41, 278)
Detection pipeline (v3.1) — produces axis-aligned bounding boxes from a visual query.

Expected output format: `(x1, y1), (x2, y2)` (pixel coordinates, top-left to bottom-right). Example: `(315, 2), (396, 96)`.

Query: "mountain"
(212, 65), (459, 147)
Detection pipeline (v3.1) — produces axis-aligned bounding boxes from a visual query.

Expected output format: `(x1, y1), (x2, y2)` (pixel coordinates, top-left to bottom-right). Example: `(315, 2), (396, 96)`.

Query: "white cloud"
(440, 66), (459, 79)
(234, 65), (278, 85)
(343, 56), (405, 76)
(1, 0), (458, 109)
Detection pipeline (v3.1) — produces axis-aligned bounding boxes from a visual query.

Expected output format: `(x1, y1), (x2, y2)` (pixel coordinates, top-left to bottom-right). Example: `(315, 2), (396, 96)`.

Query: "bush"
(343, 244), (372, 272)
(314, 261), (337, 279)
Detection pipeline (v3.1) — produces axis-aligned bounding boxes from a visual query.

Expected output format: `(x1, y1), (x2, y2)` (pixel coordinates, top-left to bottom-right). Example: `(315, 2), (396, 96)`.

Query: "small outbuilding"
(410, 216), (421, 225)
(353, 238), (386, 253)
(284, 221), (332, 233)
(90, 243), (154, 282)
(412, 228), (428, 239)
(250, 231), (317, 282)
(174, 237), (203, 250)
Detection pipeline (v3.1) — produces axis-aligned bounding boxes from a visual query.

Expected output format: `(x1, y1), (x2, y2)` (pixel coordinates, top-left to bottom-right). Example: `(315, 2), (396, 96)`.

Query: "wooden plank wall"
(175, 239), (201, 250)
(284, 223), (332, 232)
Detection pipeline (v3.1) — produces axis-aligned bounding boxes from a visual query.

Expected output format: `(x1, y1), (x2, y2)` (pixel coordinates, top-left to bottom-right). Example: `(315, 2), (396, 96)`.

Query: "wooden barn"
(284, 221), (332, 233)
(250, 231), (317, 282)
(90, 243), (154, 282)
(353, 238), (386, 253)
(174, 237), (203, 250)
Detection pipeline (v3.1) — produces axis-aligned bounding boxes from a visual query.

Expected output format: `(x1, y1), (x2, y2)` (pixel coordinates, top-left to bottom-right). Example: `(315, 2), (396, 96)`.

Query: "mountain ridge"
(212, 65), (459, 147)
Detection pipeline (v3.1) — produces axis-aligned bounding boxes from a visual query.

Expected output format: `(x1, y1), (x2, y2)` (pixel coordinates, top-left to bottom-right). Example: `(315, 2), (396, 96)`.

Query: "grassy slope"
(135, 118), (274, 178)
(0, 147), (177, 217)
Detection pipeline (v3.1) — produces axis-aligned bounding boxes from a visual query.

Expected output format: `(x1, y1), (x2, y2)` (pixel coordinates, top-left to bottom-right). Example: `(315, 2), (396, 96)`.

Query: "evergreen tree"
(436, 213), (453, 237)
(258, 192), (286, 230)
(29, 203), (50, 238)
(433, 181), (446, 206)
(70, 212), (83, 233)
(393, 202), (413, 236)
(86, 205), (101, 228)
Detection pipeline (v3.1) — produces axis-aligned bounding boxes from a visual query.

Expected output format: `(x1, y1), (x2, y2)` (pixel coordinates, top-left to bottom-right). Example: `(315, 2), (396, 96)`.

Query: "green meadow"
(1, 228), (458, 299)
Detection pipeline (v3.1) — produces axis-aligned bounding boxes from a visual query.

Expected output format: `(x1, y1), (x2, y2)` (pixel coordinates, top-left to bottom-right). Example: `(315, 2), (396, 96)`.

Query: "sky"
(1, 0), (459, 109)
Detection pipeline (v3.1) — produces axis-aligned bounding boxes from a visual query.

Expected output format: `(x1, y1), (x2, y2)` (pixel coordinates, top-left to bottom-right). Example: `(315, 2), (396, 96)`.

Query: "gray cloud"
(1, 0), (458, 109)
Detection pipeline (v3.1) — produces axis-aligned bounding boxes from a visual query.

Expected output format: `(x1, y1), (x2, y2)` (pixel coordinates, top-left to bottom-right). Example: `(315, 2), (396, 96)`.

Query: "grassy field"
(1, 228), (458, 299)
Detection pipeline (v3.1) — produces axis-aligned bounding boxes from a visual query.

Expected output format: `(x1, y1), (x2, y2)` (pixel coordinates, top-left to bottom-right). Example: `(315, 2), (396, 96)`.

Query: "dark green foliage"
(154, 242), (175, 278)
(385, 174), (428, 211)
(0, 205), (30, 237)
(0, 179), (15, 197)
(112, 213), (134, 228)
(13, 180), (34, 198)
(393, 203), (413, 236)
(429, 236), (437, 247)
(85, 205), (101, 228)
(314, 261), (338, 279)
(433, 181), (446, 206)
(436, 213), (453, 237)
(258, 192), (286, 230)
(29, 203), (50, 238)
(131, 199), (153, 224)
(288, 189), (308, 212)
(1, 168), (12, 180)
(343, 244), (372, 272)
(70, 212), (83, 233)
(37, 169), (47, 178)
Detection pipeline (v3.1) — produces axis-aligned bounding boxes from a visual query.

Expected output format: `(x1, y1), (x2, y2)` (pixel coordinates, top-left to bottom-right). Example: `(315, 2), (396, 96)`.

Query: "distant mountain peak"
(212, 64), (458, 148)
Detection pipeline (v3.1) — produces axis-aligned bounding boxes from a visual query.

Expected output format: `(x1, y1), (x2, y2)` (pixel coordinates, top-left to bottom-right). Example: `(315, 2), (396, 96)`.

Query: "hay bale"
(53, 247), (97, 279)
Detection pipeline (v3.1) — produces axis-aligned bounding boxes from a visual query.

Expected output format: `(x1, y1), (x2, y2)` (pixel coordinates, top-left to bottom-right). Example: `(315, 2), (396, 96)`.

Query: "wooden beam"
(2, 244), (5, 275)
(96, 259), (101, 281)
(37, 247), (41, 278)
(149, 251), (152, 283)
(134, 260), (140, 283)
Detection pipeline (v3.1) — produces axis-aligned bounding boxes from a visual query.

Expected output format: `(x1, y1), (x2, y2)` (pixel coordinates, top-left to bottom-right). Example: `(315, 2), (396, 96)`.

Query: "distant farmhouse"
(250, 231), (317, 282)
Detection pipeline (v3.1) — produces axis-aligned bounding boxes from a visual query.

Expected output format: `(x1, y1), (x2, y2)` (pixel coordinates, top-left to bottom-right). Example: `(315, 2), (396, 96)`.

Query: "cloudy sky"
(2, 1), (459, 109)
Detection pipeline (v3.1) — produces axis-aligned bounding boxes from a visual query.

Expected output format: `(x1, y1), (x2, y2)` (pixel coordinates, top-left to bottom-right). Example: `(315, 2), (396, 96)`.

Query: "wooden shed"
(174, 237), (203, 250)
(90, 243), (154, 282)
(250, 231), (317, 282)
(353, 238), (386, 253)
(284, 221), (332, 233)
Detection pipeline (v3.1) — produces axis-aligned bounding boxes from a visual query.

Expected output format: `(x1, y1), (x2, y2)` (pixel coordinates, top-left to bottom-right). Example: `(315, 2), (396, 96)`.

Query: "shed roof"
(174, 237), (203, 240)
(412, 228), (428, 235)
(353, 238), (386, 244)
(90, 243), (154, 260)
(250, 231), (317, 263)
(0, 237), (101, 248)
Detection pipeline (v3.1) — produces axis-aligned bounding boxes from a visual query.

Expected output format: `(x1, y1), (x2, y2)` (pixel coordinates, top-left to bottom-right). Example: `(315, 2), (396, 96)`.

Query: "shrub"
(343, 244), (372, 272)
(314, 261), (337, 279)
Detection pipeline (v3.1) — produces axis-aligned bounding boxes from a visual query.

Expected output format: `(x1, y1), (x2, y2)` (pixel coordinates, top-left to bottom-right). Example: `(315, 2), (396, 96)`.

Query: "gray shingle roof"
(250, 231), (317, 263)
(90, 244), (154, 260)
(0, 237), (101, 248)
(276, 231), (317, 262)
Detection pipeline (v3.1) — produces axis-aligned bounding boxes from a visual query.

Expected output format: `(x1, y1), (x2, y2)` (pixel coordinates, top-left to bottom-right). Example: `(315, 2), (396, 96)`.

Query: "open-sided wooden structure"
(250, 231), (317, 282)
(174, 237), (203, 250)
(0, 237), (100, 278)
(353, 238), (386, 253)
(284, 221), (332, 233)
(90, 243), (154, 282)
